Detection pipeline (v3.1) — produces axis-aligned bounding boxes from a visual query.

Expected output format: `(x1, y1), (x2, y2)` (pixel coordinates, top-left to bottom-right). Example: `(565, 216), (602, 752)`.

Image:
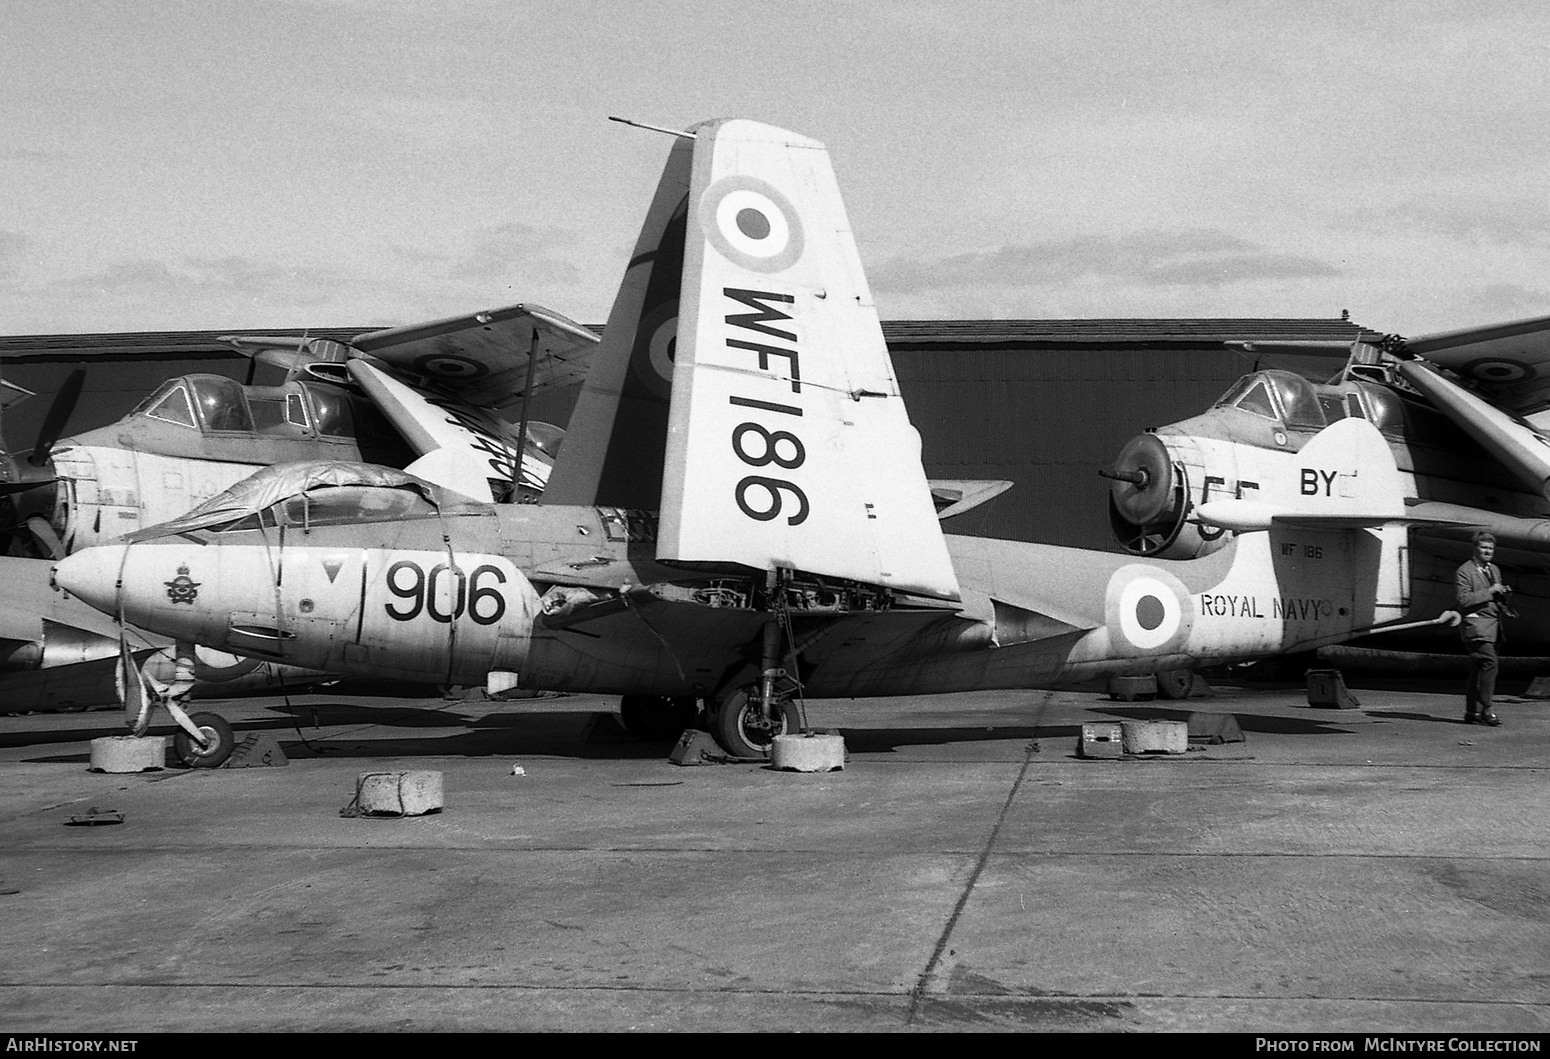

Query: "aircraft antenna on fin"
(509, 327), (542, 503)
(608, 116), (694, 139)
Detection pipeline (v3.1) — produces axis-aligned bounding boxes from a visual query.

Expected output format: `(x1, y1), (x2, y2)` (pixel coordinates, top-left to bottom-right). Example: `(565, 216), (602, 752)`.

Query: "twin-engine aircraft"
(51, 117), (1457, 764)
(1104, 317), (1550, 651)
(0, 306), (594, 715)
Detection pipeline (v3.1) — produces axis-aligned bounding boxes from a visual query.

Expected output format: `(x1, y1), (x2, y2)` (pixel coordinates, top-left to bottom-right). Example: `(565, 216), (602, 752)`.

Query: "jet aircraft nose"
(53, 545), (129, 617)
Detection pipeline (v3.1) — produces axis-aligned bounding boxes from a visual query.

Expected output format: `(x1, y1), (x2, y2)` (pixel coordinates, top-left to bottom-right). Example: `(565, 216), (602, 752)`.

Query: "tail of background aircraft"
(540, 134), (693, 510)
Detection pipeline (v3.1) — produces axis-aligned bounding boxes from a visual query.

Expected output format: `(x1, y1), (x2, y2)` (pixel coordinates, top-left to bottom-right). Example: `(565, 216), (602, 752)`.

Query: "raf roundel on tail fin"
(655, 119), (960, 600)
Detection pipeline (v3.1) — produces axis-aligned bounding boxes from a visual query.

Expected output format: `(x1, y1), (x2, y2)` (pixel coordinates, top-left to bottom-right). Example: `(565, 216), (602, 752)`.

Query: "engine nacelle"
(1106, 431), (1231, 560)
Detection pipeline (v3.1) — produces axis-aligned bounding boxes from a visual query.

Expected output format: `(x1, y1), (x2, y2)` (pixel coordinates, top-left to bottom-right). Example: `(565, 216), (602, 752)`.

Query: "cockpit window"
(1357, 384), (1405, 435)
(302, 383), (354, 438)
(278, 485), (436, 527)
(1233, 380), (1278, 421)
(1265, 372), (1326, 430)
(142, 383), (198, 429)
(187, 375), (253, 433)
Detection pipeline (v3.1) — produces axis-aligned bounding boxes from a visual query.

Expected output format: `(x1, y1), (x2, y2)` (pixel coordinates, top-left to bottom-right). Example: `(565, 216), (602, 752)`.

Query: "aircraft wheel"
(714, 689), (799, 759)
(173, 712), (235, 768)
(1155, 668), (1193, 700)
(619, 695), (698, 741)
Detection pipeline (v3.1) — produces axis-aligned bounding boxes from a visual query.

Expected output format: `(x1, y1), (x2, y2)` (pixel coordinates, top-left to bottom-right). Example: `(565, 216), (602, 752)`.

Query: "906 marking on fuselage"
(383, 559), (508, 625)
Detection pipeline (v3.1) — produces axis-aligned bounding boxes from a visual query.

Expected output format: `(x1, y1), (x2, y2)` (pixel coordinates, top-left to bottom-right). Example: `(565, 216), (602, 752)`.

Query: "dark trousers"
(1465, 638), (1499, 718)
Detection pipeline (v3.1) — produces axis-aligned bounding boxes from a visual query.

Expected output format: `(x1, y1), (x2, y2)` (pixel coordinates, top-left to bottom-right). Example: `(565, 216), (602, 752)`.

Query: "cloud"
(448, 221), (582, 286)
(0, 231), (29, 283)
(870, 229), (1339, 295)
(1347, 200), (1550, 249)
(48, 255), (351, 308)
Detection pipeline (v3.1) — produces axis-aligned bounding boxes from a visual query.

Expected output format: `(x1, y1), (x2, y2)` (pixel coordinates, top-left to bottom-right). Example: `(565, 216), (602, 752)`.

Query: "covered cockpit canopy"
(128, 461), (441, 540)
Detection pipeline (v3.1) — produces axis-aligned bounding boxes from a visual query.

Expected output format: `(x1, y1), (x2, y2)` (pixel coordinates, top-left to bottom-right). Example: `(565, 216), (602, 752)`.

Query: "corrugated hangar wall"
(891, 343), (1250, 550)
(0, 318), (1374, 554)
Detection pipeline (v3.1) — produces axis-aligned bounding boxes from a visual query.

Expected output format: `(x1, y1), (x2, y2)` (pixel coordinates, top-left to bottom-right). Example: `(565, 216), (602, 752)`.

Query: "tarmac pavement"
(0, 677), (1546, 1033)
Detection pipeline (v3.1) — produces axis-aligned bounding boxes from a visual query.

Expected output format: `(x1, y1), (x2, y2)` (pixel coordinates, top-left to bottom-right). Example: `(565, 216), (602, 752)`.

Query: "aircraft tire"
(1155, 669), (1193, 700)
(173, 712), (235, 769)
(714, 690), (799, 759)
(619, 695), (698, 741)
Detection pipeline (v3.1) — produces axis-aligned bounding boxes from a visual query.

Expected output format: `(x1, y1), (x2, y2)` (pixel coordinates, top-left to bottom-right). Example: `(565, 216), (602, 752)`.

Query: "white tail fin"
(653, 119), (958, 598)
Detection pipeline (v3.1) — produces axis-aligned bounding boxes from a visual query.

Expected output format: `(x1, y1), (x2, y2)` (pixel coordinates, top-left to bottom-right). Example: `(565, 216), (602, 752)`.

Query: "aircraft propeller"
(1102, 431), (1188, 555)
(0, 368), (85, 559)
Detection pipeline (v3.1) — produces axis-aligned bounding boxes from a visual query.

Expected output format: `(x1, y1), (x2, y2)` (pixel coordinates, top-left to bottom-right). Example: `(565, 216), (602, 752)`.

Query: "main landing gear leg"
(710, 571), (807, 759)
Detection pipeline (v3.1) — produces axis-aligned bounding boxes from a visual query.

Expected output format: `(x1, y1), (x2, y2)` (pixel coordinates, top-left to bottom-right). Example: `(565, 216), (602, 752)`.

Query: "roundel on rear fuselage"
(1104, 564), (1194, 656)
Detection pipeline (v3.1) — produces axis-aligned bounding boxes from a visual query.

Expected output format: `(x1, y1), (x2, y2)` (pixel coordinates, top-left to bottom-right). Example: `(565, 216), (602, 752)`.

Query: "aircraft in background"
(0, 307), (595, 725)
(1103, 317), (1550, 652)
(0, 305), (598, 560)
(53, 117), (1457, 765)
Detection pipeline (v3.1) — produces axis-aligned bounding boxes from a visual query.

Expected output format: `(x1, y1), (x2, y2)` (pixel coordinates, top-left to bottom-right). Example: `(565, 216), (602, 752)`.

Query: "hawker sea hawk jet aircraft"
(0, 309), (593, 719)
(1103, 317), (1550, 652)
(52, 117), (1456, 763)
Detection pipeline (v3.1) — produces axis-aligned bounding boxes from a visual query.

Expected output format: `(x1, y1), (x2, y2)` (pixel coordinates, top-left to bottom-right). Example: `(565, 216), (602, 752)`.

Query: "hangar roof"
(0, 317), (1377, 361)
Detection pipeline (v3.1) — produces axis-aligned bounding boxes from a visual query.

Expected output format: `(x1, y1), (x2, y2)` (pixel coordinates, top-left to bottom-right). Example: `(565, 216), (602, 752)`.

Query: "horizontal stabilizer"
(1189, 416), (1405, 535)
(928, 479), (1013, 520)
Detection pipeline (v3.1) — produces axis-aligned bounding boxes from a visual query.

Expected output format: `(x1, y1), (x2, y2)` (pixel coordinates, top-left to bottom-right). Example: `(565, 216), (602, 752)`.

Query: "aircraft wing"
(1403, 313), (1550, 417)
(349, 304), (599, 410)
(347, 358), (550, 502)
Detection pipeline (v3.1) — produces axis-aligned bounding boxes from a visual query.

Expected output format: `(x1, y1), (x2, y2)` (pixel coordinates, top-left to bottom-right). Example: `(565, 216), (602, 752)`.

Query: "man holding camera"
(1456, 531), (1510, 726)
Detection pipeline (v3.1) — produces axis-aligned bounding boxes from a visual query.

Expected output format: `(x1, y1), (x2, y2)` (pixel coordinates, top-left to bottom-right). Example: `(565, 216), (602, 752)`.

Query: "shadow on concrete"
(1094, 704), (1358, 736)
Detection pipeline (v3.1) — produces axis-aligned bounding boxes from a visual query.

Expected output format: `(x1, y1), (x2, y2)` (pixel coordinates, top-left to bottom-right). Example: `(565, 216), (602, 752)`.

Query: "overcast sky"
(4, 0), (1548, 338)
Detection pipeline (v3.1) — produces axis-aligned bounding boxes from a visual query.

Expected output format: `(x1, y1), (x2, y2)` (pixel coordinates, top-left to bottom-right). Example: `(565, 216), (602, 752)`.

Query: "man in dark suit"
(1456, 531), (1509, 726)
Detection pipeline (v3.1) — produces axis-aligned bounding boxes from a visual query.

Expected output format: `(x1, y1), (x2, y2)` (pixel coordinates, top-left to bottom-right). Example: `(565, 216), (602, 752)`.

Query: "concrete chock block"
(1079, 722), (1124, 759)
(1524, 676), (1550, 700)
(225, 731), (289, 768)
(1306, 668), (1360, 709)
(771, 732), (846, 772)
(1187, 712), (1245, 745)
(89, 735), (165, 773)
(355, 771), (443, 816)
(1121, 719), (1188, 755)
(1107, 674), (1157, 701)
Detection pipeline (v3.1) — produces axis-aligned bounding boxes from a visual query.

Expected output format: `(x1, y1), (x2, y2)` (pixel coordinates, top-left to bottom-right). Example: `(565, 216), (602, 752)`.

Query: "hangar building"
(0, 316), (1375, 553)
